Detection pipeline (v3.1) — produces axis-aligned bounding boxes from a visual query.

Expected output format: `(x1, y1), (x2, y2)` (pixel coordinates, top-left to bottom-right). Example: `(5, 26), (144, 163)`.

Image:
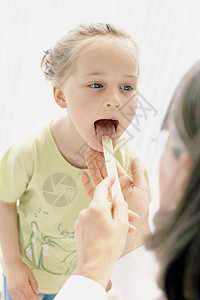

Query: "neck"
(51, 116), (88, 169)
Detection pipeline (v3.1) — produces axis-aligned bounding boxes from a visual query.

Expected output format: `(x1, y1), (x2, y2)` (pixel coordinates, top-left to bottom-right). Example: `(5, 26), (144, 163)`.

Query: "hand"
(81, 147), (151, 253)
(74, 176), (138, 288)
(6, 261), (41, 300)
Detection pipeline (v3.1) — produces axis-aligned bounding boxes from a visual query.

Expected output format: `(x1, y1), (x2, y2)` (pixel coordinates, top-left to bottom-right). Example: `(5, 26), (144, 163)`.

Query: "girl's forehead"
(73, 38), (138, 74)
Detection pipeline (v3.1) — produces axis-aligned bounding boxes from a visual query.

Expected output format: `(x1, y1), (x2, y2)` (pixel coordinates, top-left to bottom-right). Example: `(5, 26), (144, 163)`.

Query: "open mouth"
(94, 119), (119, 146)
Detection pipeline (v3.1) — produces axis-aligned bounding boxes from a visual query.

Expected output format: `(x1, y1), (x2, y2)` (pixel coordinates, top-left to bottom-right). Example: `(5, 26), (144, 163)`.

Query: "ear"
(53, 85), (67, 108)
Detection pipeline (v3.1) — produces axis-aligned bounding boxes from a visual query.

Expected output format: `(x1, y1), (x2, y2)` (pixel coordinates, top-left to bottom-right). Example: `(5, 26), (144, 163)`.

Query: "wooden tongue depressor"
(102, 135), (124, 202)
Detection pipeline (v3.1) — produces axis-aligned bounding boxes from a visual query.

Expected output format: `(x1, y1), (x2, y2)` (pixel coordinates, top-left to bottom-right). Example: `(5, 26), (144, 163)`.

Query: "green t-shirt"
(0, 122), (149, 293)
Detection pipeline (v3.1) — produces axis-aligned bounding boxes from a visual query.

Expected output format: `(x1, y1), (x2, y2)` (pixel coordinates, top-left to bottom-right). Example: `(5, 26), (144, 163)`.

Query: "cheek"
(159, 144), (188, 210)
(120, 96), (137, 126)
(159, 148), (178, 209)
(67, 97), (97, 129)
(159, 151), (168, 196)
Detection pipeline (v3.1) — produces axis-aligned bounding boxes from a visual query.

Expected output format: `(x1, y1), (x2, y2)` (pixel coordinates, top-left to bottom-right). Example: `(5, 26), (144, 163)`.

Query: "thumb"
(28, 271), (39, 294)
(131, 158), (146, 188)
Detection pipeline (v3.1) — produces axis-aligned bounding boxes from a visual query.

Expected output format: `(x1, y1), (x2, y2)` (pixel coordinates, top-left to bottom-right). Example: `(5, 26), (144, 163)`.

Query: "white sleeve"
(111, 247), (163, 300)
(55, 275), (107, 300)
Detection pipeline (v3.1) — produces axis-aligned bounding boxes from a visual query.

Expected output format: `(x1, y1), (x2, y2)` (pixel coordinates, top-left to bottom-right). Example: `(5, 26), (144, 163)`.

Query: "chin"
(87, 141), (104, 153)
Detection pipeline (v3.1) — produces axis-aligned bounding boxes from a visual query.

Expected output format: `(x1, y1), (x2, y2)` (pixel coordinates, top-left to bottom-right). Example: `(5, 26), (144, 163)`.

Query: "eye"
(89, 83), (103, 88)
(121, 85), (133, 91)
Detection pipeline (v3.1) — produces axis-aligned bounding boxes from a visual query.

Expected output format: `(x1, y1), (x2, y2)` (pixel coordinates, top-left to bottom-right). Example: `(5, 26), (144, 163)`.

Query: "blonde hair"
(41, 23), (139, 84)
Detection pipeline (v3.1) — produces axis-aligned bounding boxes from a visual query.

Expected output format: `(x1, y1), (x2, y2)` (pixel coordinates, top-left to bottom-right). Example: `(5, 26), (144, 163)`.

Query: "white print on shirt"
(42, 173), (77, 207)
(25, 221), (77, 275)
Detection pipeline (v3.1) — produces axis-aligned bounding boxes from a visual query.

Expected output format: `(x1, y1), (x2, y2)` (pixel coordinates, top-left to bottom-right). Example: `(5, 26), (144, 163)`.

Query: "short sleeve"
(0, 143), (34, 202)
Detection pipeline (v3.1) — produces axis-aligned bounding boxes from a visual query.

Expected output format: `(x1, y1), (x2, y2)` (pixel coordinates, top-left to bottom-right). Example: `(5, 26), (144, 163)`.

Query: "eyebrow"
(123, 74), (138, 79)
(81, 72), (105, 77)
(81, 72), (137, 79)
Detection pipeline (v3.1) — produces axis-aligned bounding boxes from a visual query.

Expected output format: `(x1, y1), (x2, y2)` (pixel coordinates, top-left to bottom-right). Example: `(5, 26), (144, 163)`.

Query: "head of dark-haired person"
(146, 61), (200, 300)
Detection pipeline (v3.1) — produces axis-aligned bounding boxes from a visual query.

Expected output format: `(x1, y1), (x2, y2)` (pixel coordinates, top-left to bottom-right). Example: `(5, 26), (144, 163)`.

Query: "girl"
(0, 23), (148, 299)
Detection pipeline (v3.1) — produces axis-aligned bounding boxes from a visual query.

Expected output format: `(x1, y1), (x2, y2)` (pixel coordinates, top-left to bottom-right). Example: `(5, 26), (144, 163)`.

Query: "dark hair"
(146, 61), (200, 300)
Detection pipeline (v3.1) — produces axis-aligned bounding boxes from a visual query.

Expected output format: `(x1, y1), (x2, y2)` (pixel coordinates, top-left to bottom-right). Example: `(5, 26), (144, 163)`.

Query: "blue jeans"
(3, 275), (57, 300)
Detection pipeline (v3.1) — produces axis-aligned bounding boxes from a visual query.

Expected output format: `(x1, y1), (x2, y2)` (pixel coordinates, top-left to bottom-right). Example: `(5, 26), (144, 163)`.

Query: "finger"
(128, 209), (140, 223)
(23, 284), (38, 299)
(8, 290), (19, 300)
(93, 152), (107, 180)
(128, 224), (138, 233)
(28, 272), (40, 295)
(85, 149), (107, 185)
(80, 171), (95, 200)
(93, 175), (115, 204)
(86, 153), (104, 186)
(131, 158), (147, 188)
(15, 290), (27, 300)
(15, 287), (33, 300)
(9, 285), (32, 300)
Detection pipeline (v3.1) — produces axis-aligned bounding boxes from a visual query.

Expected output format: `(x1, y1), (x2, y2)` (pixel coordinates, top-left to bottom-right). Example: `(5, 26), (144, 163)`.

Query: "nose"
(104, 88), (122, 108)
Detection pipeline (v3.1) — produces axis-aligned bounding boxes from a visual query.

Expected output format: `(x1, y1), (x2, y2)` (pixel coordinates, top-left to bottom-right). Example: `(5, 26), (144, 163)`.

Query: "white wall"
(0, 0), (200, 296)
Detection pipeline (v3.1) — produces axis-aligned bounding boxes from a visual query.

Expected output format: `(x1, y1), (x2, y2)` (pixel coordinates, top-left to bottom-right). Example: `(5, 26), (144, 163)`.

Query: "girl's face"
(159, 133), (192, 210)
(58, 38), (138, 151)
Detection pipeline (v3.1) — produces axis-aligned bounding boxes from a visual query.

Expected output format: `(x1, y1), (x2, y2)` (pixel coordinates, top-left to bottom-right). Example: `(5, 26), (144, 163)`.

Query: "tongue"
(95, 120), (116, 146)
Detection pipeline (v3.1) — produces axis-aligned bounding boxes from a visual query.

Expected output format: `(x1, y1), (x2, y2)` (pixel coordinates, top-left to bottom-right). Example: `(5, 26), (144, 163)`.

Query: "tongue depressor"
(102, 135), (124, 202)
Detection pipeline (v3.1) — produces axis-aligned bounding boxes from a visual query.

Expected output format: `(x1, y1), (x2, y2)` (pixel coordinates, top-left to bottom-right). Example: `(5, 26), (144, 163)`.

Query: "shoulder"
(6, 123), (50, 157)
(0, 123), (53, 201)
(0, 123), (51, 175)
